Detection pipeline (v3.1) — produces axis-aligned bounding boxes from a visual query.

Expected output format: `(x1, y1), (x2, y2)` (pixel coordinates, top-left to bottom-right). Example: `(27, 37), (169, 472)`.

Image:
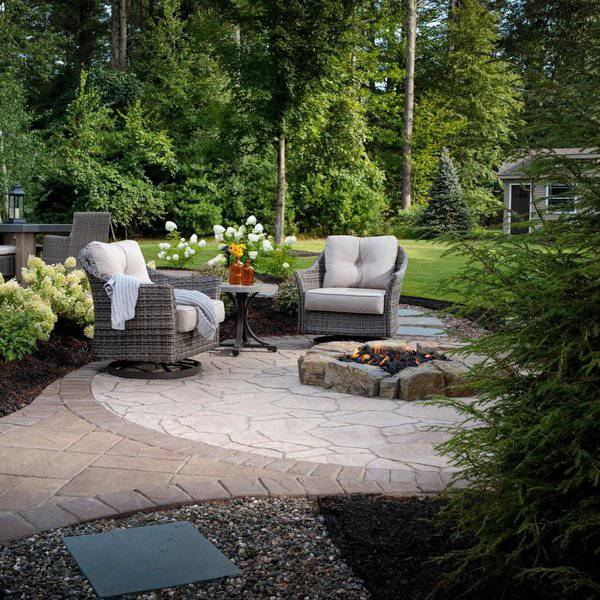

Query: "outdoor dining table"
(0, 222), (72, 280)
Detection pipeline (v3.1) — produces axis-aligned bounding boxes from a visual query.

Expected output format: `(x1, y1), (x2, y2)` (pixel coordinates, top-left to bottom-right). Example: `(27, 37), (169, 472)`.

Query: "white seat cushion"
(176, 300), (225, 333)
(87, 240), (152, 283)
(323, 235), (397, 290)
(0, 245), (15, 256)
(305, 288), (386, 315)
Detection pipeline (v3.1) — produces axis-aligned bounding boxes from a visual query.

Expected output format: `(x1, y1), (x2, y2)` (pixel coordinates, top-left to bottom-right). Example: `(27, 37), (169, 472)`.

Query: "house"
(498, 148), (600, 234)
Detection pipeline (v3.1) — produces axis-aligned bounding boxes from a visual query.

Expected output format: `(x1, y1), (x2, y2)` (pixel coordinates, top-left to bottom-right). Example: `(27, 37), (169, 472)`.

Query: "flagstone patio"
(0, 331), (473, 545)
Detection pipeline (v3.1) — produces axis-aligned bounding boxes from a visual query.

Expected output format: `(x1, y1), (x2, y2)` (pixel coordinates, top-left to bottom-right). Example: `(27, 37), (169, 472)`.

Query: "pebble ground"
(0, 498), (370, 599)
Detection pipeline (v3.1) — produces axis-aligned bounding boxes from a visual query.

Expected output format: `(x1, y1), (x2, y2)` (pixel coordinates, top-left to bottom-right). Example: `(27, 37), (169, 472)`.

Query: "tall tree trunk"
(118, 0), (127, 69)
(275, 134), (286, 244)
(110, 0), (119, 68)
(401, 0), (417, 210)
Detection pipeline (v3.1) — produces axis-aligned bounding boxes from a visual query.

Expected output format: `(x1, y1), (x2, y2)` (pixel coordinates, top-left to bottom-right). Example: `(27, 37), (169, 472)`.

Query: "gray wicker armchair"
(43, 212), (111, 265)
(0, 246), (15, 278)
(80, 242), (222, 377)
(295, 236), (407, 338)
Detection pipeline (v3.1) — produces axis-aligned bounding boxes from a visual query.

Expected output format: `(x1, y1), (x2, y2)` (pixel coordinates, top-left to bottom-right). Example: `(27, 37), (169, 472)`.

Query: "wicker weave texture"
(43, 212), (111, 265)
(80, 246), (220, 363)
(0, 254), (15, 277)
(295, 245), (407, 338)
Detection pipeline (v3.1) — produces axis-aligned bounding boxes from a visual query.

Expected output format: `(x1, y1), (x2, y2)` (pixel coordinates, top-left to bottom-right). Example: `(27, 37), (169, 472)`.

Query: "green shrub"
(274, 277), (299, 316)
(21, 256), (94, 338)
(437, 172), (600, 598)
(0, 276), (56, 361)
(417, 148), (471, 238)
(255, 238), (297, 279)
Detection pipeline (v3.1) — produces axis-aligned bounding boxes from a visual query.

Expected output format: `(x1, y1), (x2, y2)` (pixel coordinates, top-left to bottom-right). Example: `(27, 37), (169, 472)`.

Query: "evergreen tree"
(417, 147), (470, 237)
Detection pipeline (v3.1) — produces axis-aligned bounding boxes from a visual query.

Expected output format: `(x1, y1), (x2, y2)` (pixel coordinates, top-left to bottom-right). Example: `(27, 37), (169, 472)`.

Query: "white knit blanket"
(104, 274), (217, 340)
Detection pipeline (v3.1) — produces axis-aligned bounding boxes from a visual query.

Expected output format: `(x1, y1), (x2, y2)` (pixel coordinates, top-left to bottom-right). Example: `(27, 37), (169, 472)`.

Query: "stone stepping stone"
(397, 308), (424, 317)
(396, 325), (447, 337)
(397, 315), (445, 326)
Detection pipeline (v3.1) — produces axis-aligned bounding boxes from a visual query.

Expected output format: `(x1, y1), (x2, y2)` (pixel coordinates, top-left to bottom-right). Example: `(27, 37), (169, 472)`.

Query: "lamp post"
(7, 184), (26, 223)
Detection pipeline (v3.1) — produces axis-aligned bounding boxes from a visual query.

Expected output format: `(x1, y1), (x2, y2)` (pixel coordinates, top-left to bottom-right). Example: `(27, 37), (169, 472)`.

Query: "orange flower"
(229, 243), (246, 259)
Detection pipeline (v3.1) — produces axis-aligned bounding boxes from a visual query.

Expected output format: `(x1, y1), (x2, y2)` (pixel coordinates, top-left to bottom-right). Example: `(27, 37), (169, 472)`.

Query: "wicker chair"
(295, 237), (407, 338)
(80, 242), (222, 378)
(0, 246), (15, 278)
(43, 212), (111, 265)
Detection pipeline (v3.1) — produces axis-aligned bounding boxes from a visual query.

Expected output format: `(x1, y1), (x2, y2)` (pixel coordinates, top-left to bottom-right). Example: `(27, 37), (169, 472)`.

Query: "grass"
(138, 237), (468, 302)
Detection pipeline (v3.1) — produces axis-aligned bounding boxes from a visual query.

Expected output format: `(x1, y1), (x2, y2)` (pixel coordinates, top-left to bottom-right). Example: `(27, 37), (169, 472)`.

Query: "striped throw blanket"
(104, 274), (217, 340)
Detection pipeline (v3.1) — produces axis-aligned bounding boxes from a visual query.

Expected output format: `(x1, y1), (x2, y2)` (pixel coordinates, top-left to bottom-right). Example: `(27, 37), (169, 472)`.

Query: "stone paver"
(0, 334), (472, 545)
(92, 347), (470, 471)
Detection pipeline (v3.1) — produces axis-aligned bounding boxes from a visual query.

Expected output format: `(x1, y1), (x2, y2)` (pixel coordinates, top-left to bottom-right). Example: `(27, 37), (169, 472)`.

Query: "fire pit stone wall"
(298, 340), (475, 400)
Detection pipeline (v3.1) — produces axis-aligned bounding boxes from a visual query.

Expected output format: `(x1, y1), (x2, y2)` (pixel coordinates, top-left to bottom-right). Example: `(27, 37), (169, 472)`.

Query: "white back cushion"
(323, 235), (397, 290)
(88, 240), (152, 283)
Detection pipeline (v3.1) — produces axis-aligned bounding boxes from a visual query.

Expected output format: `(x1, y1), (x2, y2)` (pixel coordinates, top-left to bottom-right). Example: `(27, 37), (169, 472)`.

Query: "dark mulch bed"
(0, 327), (91, 417)
(319, 495), (457, 600)
(220, 296), (298, 341)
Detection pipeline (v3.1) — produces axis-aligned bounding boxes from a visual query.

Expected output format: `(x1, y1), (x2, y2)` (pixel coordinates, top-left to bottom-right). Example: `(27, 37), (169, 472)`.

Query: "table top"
(0, 223), (72, 233)
(221, 282), (278, 297)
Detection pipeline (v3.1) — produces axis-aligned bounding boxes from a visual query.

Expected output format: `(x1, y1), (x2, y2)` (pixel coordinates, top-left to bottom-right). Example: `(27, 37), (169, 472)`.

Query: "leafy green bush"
(0, 276), (56, 361)
(21, 256), (94, 338)
(274, 277), (299, 316)
(437, 170), (600, 598)
(255, 237), (297, 279)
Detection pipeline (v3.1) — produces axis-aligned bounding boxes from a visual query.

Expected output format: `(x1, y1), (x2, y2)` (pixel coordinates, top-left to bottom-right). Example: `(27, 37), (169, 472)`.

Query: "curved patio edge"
(0, 359), (465, 545)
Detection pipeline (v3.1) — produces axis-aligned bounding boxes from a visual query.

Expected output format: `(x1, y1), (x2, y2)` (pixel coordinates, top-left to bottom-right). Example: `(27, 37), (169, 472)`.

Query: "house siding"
(502, 179), (563, 234)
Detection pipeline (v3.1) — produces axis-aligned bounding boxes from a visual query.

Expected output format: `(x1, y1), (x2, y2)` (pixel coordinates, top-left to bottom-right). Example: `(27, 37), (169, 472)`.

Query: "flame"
(361, 353), (371, 363)
(425, 354), (432, 359)
(372, 343), (382, 355)
(351, 348), (361, 359)
(415, 358), (421, 365)
(379, 356), (390, 366)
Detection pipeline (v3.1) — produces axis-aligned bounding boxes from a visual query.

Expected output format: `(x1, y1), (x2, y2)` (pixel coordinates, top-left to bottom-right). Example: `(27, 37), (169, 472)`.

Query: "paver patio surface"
(0, 332), (471, 544)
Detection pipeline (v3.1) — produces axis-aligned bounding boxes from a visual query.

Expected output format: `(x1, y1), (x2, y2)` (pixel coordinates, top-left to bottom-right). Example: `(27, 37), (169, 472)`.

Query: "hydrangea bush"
(0, 275), (56, 361)
(208, 216), (295, 274)
(156, 220), (206, 268)
(21, 256), (94, 339)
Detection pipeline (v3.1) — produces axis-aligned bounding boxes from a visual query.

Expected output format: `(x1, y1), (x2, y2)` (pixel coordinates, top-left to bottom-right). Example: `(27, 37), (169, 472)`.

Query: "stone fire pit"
(298, 340), (475, 400)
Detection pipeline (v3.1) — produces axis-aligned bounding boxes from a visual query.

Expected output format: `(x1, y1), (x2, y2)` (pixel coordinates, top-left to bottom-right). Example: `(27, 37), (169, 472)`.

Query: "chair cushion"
(323, 235), (397, 290)
(305, 287), (386, 315)
(0, 245), (15, 257)
(87, 240), (152, 283)
(176, 300), (225, 333)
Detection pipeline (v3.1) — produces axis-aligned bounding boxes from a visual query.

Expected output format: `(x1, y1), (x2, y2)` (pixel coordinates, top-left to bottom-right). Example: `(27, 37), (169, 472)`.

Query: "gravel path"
(0, 498), (369, 599)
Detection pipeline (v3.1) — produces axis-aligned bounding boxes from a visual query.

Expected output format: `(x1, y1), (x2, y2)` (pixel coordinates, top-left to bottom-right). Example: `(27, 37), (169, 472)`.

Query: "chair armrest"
(294, 255), (324, 294)
(42, 235), (70, 265)
(148, 269), (220, 299)
(384, 252), (408, 310)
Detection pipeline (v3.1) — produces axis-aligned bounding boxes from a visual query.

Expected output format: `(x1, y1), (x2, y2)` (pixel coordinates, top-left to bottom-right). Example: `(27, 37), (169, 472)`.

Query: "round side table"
(220, 282), (278, 356)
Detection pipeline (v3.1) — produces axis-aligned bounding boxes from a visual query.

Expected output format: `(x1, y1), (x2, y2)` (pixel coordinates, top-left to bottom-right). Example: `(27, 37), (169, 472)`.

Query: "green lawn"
(138, 237), (467, 302)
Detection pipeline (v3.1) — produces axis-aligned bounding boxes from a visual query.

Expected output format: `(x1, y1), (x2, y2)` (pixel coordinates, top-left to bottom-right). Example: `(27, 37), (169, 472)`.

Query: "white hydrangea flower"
(166, 255), (172, 261)
(189, 248), (196, 255)
(146, 260), (156, 269)
(172, 254), (179, 261)
(225, 227), (236, 238)
(213, 224), (225, 235)
(177, 242), (185, 249)
(64, 256), (77, 269)
(247, 233), (259, 243)
(215, 233), (224, 242)
(246, 215), (257, 226)
(158, 251), (166, 259)
(282, 262), (290, 269)
(198, 239), (206, 247)
(248, 251), (258, 260)
(284, 235), (296, 246)
(189, 234), (198, 244)
(262, 239), (273, 252)
(159, 242), (170, 250)
(253, 223), (264, 234)
(165, 221), (177, 232)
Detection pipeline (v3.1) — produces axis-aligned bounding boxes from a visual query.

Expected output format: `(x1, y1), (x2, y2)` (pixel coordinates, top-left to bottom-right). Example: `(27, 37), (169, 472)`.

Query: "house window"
(547, 184), (575, 212)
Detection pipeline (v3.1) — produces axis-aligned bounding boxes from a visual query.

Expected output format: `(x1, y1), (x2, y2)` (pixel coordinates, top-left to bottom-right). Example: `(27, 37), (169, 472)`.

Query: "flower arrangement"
(156, 220), (206, 268)
(0, 274), (57, 361)
(207, 216), (294, 274)
(21, 256), (95, 339)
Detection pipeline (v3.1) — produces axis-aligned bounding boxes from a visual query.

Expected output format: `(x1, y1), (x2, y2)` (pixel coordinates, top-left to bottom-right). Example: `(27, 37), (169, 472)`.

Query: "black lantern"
(7, 184), (26, 224)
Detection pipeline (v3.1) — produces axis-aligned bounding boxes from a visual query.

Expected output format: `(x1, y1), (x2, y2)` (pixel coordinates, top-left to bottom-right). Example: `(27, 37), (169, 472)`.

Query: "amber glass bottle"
(228, 259), (243, 284)
(241, 259), (254, 285)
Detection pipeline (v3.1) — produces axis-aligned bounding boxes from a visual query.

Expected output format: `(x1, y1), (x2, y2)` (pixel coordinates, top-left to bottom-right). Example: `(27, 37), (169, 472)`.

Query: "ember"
(340, 343), (445, 376)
